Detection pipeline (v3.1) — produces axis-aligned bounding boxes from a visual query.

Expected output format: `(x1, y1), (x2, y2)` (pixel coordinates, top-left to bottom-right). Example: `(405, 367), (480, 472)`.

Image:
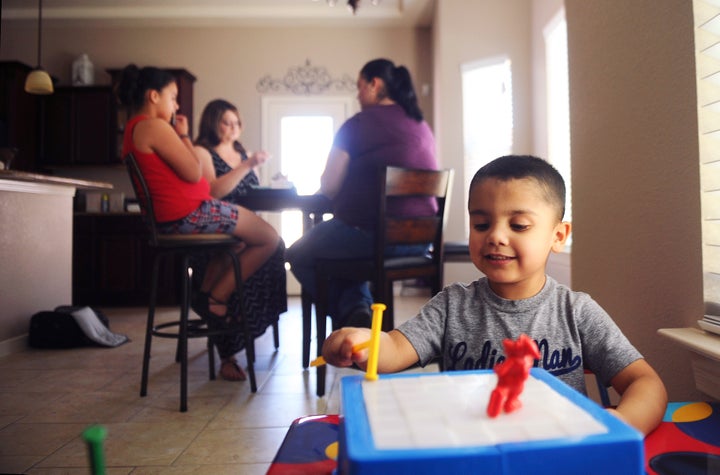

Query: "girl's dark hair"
(360, 58), (424, 122)
(195, 99), (248, 158)
(114, 64), (176, 112)
(469, 155), (567, 220)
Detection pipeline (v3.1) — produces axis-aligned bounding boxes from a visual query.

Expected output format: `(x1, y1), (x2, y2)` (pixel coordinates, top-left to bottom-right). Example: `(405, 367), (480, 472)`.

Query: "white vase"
(72, 54), (94, 86)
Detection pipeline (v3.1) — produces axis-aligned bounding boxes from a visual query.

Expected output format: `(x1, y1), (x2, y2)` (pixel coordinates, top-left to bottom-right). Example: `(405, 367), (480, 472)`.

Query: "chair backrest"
(374, 166), (454, 272)
(124, 152), (162, 246)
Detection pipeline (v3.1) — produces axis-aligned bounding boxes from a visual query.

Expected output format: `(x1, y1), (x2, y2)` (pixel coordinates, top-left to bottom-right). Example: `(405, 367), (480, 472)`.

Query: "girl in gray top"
(322, 155), (667, 436)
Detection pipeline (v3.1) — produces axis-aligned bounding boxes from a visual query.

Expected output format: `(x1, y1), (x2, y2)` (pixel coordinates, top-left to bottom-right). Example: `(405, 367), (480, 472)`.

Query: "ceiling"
(2, 0), (435, 28)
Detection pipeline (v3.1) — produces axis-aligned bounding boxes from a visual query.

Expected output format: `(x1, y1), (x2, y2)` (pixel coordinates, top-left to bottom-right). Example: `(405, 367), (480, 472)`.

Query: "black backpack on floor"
(28, 306), (110, 349)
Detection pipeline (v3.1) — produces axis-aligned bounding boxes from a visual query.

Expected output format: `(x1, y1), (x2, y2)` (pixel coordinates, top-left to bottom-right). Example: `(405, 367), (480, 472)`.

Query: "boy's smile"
(468, 177), (571, 300)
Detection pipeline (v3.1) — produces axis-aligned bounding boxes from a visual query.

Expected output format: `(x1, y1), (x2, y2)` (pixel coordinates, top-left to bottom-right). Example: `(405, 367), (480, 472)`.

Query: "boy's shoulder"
(442, 276), (596, 305)
(443, 278), (485, 294)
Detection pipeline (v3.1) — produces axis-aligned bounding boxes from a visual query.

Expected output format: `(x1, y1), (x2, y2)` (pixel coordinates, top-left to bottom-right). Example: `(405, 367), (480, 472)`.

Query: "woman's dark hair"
(114, 64), (176, 112)
(360, 58), (424, 122)
(196, 99), (248, 158)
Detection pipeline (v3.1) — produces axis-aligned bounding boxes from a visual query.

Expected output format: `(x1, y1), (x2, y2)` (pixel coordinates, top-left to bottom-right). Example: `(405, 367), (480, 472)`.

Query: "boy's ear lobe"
(551, 221), (572, 252)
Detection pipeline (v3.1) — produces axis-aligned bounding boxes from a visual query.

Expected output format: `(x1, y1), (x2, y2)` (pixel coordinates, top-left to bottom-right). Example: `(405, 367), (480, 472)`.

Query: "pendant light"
(24, 0), (54, 95)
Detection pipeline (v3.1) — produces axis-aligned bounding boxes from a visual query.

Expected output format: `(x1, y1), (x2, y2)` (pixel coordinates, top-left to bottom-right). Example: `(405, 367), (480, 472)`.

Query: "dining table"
(234, 187), (332, 226)
(266, 401), (720, 475)
(234, 187), (333, 368)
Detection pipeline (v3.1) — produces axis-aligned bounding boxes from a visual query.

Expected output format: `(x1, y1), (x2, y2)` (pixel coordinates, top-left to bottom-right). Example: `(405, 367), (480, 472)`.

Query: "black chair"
(443, 240), (471, 262)
(313, 166), (453, 396)
(585, 369), (612, 407)
(125, 153), (265, 411)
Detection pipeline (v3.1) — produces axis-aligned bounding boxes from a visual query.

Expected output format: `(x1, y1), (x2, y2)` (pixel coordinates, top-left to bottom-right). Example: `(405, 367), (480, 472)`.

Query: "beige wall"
(433, 0), (533, 242)
(432, 0), (704, 401)
(0, 17), (436, 344)
(0, 22), (432, 174)
(2, 2), (708, 401)
(565, 0), (703, 401)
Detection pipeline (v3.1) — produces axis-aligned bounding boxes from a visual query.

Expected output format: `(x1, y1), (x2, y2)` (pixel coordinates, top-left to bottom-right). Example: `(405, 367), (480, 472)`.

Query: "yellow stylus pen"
(310, 340), (371, 367)
(310, 303), (386, 377)
(364, 303), (386, 381)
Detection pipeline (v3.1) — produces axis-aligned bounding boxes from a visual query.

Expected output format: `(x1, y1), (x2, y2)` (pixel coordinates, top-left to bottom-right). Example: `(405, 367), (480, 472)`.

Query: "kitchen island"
(0, 170), (111, 356)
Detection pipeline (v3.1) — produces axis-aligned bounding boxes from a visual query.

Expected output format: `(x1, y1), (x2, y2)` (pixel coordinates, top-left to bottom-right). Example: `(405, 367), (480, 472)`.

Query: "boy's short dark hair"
(469, 155), (566, 220)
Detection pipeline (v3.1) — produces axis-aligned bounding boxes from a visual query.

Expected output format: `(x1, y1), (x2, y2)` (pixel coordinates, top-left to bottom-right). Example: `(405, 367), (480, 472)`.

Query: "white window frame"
(694, 0), (720, 308)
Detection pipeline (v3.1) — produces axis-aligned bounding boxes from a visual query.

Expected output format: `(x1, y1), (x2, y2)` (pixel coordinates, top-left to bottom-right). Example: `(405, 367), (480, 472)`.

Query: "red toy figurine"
(486, 334), (541, 418)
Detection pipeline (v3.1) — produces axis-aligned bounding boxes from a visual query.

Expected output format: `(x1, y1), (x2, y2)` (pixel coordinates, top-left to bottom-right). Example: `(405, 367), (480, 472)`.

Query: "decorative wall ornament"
(256, 60), (356, 95)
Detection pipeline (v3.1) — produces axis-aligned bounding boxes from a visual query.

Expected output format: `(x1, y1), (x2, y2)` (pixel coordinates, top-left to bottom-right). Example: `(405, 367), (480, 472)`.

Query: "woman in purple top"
(286, 58), (439, 327)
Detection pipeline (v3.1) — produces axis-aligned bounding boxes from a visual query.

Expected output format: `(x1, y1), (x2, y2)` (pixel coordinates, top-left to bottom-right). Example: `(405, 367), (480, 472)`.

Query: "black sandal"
(191, 291), (231, 325)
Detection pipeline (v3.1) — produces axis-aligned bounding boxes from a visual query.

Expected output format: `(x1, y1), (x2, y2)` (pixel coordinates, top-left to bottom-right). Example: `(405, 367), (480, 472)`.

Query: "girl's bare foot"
(220, 358), (247, 381)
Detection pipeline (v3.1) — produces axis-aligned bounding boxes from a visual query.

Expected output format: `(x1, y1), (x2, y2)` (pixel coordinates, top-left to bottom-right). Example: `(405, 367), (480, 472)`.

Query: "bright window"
(278, 115), (334, 246)
(461, 57), (514, 234)
(280, 116), (334, 195)
(544, 9), (572, 240)
(694, 0), (720, 308)
(261, 95), (355, 295)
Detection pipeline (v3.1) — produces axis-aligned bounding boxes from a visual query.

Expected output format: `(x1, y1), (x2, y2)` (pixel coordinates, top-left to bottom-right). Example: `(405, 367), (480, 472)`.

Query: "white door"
(261, 95), (357, 294)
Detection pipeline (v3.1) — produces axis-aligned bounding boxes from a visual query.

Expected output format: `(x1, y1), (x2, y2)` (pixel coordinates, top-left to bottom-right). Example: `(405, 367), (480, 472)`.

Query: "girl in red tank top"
(116, 64), (282, 381)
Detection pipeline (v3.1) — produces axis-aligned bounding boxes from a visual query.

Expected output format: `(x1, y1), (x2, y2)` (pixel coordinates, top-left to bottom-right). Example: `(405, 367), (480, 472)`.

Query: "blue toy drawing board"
(338, 368), (643, 475)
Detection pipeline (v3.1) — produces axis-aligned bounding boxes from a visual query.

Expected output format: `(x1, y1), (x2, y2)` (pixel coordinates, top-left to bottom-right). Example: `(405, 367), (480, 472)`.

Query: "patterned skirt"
(195, 240), (287, 359)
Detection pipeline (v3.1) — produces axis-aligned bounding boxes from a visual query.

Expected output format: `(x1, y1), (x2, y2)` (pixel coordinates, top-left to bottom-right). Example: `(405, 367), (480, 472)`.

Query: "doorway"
(261, 95), (357, 294)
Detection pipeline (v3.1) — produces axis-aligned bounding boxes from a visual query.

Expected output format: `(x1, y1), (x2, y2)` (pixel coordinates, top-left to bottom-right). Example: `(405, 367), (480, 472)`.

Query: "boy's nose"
(486, 226), (509, 246)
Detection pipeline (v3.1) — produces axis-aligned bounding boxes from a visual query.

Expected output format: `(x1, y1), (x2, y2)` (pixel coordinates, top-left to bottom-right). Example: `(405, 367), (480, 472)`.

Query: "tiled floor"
(0, 293), (433, 474)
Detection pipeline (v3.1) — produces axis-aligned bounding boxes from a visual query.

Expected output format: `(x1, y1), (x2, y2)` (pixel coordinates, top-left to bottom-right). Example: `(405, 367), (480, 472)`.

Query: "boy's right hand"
(322, 327), (373, 368)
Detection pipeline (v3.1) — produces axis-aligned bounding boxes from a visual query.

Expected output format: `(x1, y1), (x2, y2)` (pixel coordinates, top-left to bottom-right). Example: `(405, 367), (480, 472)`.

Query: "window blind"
(696, 0), (720, 308)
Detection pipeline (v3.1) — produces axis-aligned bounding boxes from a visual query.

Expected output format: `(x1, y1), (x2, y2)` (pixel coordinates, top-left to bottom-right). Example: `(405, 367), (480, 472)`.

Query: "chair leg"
(384, 301), (395, 332)
(597, 378), (612, 408)
(372, 277), (393, 331)
(207, 338), (217, 380)
(140, 254), (162, 398)
(430, 276), (442, 296)
(315, 273), (329, 398)
(179, 256), (192, 412)
(174, 338), (182, 363)
(227, 250), (257, 393)
(381, 280), (395, 332)
(273, 319), (280, 350)
(301, 288), (313, 368)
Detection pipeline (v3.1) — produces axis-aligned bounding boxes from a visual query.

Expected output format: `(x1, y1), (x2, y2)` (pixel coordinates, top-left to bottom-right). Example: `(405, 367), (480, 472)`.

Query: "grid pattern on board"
(361, 373), (608, 449)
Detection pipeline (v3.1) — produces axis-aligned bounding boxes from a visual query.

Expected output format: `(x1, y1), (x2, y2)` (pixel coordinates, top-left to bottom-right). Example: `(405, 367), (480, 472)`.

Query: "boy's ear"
(551, 221), (572, 253)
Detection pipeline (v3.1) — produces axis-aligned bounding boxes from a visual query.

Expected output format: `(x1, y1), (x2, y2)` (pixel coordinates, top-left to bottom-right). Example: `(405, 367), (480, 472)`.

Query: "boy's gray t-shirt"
(397, 276), (642, 394)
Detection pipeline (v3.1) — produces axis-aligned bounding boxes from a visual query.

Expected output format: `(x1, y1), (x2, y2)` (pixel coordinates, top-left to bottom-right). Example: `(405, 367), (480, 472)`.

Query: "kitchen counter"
(0, 169), (112, 190)
(0, 170), (112, 357)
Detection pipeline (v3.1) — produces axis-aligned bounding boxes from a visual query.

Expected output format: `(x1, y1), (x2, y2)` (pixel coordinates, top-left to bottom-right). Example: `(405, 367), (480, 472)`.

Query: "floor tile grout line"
(0, 294), (432, 473)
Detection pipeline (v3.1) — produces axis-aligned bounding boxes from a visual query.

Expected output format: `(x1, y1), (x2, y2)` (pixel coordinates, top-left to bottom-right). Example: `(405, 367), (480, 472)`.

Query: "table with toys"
(268, 304), (720, 475)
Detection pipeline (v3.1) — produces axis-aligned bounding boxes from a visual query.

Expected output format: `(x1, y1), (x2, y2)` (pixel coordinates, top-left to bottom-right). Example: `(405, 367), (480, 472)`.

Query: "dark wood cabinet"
(0, 61), (40, 171)
(42, 86), (117, 166)
(1, 64), (195, 169)
(41, 68), (195, 166)
(73, 213), (181, 306)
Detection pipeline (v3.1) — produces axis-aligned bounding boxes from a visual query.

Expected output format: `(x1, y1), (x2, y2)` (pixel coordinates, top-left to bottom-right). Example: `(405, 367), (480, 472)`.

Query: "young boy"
(321, 155), (667, 436)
